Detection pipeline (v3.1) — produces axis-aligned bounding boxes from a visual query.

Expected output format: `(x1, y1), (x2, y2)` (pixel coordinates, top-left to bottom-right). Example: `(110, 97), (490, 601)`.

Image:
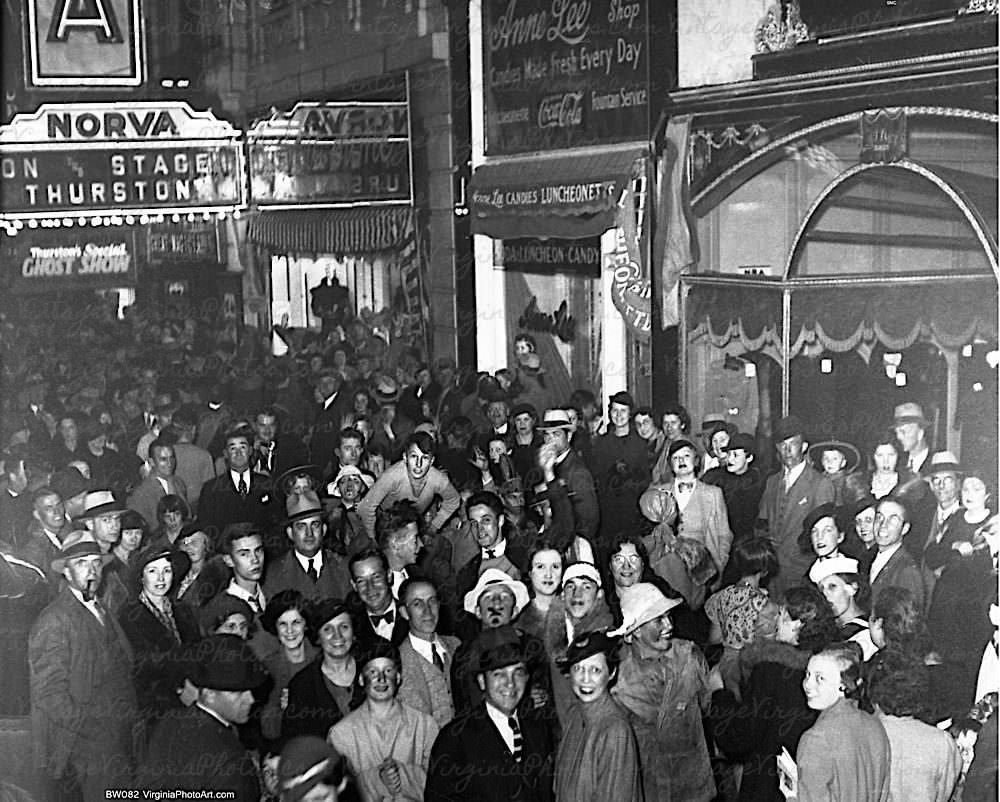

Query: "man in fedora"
(893, 402), (933, 475)
(29, 528), (139, 800)
(537, 408), (599, 545)
(919, 451), (966, 602)
(426, 633), (554, 802)
(138, 634), (267, 797)
(757, 415), (835, 597)
(263, 491), (351, 602)
(77, 489), (131, 614)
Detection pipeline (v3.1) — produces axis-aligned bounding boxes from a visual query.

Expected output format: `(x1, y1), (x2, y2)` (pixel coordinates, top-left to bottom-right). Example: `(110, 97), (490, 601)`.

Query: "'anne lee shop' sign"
(482, 0), (652, 154)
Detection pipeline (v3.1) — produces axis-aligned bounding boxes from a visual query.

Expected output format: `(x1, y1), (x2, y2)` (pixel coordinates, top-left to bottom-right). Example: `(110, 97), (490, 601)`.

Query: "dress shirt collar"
(226, 580), (265, 613)
(870, 542), (902, 583)
(195, 702), (234, 729)
(68, 585), (105, 623)
(408, 631), (446, 663)
(937, 501), (960, 524)
(485, 699), (518, 752)
(294, 550), (324, 575)
(323, 392), (339, 410)
(482, 537), (507, 560)
(783, 459), (807, 490)
(156, 476), (171, 494)
(229, 469), (250, 489)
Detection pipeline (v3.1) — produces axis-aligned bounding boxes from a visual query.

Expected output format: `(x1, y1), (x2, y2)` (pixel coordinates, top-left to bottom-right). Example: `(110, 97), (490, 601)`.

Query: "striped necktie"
(509, 716), (522, 762)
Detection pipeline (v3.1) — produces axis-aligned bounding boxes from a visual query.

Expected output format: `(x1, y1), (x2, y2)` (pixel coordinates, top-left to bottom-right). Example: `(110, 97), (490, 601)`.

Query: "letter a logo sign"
(26, 0), (144, 87)
(47, 0), (124, 43)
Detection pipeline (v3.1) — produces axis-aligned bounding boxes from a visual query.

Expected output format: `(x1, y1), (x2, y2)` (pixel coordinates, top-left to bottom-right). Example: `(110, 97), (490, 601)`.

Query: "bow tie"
(677, 481), (695, 492)
(370, 608), (395, 628)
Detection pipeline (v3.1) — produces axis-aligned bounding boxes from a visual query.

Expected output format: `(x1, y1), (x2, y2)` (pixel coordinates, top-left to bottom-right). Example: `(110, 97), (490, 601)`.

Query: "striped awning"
(469, 144), (648, 240)
(247, 206), (414, 255)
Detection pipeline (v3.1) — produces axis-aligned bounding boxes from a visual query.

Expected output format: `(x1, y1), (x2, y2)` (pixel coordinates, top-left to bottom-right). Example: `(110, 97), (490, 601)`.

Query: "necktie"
(86, 598), (106, 626)
(677, 481), (694, 492)
(485, 549), (497, 560)
(509, 716), (522, 762)
(237, 475), (248, 497)
(246, 595), (261, 615)
(370, 608), (394, 628)
(307, 558), (318, 582)
(431, 643), (445, 672)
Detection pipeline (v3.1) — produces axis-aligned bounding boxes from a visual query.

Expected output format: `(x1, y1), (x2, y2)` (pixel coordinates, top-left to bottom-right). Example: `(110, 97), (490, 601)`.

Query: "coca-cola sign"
(482, 0), (661, 154)
(537, 92), (584, 129)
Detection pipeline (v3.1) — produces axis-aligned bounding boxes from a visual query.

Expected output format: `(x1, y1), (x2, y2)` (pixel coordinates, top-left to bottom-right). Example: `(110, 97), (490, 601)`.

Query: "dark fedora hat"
(772, 415), (807, 443)
(188, 634), (268, 691)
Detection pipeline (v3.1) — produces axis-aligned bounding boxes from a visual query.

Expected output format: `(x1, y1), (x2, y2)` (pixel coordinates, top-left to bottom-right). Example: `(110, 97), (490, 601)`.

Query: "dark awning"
(469, 145), (647, 240)
(247, 206), (413, 255)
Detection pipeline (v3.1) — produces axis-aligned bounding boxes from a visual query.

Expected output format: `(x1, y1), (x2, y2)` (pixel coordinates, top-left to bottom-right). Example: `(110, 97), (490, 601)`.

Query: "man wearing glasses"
(869, 497), (925, 610)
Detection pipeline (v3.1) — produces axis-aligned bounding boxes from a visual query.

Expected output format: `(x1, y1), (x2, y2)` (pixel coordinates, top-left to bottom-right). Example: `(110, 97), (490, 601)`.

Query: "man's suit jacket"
(198, 471), (275, 541)
(552, 449), (600, 542)
(127, 475), (189, 529)
(28, 585), (138, 778)
(262, 548), (351, 603)
(253, 435), (309, 479)
(455, 539), (531, 602)
(870, 546), (925, 611)
(426, 704), (554, 802)
(19, 519), (63, 586)
(0, 490), (31, 548)
(758, 464), (835, 596)
(309, 395), (352, 476)
(349, 594), (410, 649)
(138, 704), (259, 797)
(397, 634), (461, 727)
(675, 480), (734, 578)
(172, 442), (216, 511)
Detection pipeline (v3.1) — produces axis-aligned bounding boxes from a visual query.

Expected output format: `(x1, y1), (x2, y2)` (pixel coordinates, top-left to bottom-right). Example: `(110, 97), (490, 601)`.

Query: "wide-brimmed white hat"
(463, 568), (530, 616)
(609, 582), (683, 637)
(326, 465), (374, 498)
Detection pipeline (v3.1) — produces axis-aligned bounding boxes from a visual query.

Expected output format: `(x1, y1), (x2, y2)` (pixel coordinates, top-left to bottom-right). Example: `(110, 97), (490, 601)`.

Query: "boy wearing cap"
(611, 583), (715, 802)
(138, 634), (267, 797)
(278, 736), (350, 802)
(427, 637), (555, 802)
(328, 643), (439, 801)
(29, 529), (139, 800)
(325, 463), (375, 556)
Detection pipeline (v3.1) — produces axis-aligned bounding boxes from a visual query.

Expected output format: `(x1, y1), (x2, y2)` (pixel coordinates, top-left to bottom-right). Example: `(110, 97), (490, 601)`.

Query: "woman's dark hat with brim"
(275, 463), (324, 495)
(808, 440), (861, 473)
(556, 630), (620, 674)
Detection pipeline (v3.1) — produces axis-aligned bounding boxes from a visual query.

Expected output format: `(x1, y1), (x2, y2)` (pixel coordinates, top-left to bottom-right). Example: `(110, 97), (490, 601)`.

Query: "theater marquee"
(0, 102), (244, 219)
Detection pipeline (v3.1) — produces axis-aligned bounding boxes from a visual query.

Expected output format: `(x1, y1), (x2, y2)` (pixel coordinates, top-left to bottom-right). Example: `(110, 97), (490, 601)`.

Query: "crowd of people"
(0, 309), (997, 802)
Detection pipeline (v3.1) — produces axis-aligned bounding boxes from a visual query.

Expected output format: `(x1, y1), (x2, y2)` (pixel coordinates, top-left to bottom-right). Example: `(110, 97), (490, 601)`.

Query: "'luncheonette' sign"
(606, 226), (651, 341)
(482, 0), (651, 154)
(248, 102), (412, 207)
(0, 102), (244, 218)
(11, 229), (137, 294)
(26, 0), (144, 87)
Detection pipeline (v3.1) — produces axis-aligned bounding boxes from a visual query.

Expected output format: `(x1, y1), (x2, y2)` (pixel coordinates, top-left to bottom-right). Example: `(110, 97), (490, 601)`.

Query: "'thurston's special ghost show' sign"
(0, 102), (244, 218)
(482, 0), (651, 154)
(11, 229), (137, 294)
(247, 102), (412, 207)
